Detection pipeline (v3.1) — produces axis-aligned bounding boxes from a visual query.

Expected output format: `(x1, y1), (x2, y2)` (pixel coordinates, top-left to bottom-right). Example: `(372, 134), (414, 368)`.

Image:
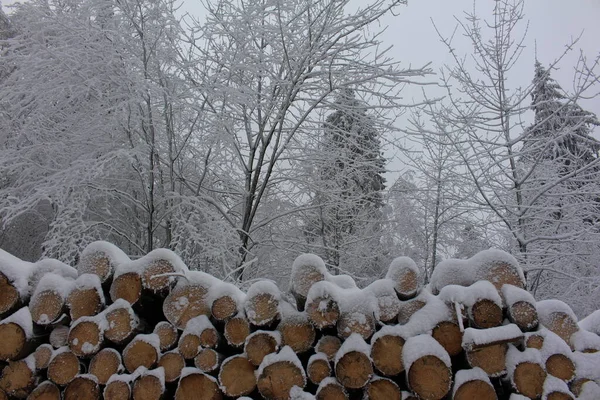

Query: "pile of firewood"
(0, 242), (598, 400)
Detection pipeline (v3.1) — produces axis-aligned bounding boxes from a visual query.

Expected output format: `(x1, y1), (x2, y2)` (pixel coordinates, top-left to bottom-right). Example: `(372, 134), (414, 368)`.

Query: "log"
(462, 325), (522, 377)
(175, 369), (222, 400)
(537, 300), (579, 345)
(0, 358), (36, 398)
(396, 298), (426, 324)
(0, 272), (21, 317)
(307, 353), (331, 385)
(64, 375), (100, 400)
(132, 369), (165, 400)
(104, 300), (139, 345)
(466, 344), (508, 377)
(469, 299), (503, 329)
(223, 313), (251, 348)
(48, 349), (80, 386)
(502, 285), (538, 331)
(218, 355), (256, 397)
(33, 344), (54, 370)
(27, 381), (61, 400)
(257, 347), (306, 400)
(334, 334), (373, 390)
(66, 274), (104, 321)
(290, 254), (327, 311)
(364, 279), (401, 323)
(245, 331), (280, 367)
(68, 316), (104, 358)
(77, 241), (130, 283)
(385, 257), (419, 300)
(89, 348), (122, 385)
(194, 348), (223, 374)
(158, 350), (185, 383)
(507, 346), (547, 399)
(363, 376), (402, 400)
(244, 281), (280, 327)
(278, 306), (316, 354)
(403, 335), (452, 400)
(542, 376), (575, 400)
(337, 301), (376, 340)
(526, 333), (545, 350)
(546, 354), (575, 382)
(305, 282), (340, 329)
(103, 377), (131, 400)
(452, 368), (497, 400)
(315, 378), (348, 400)
(476, 252), (525, 291)
(153, 321), (178, 352)
(162, 277), (212, 330)
(431, 320), (463, 357)
(210, 282), (244, 322)
(315, 335), (341, 362)
(370, 329), (405, 377)
(50, 325), (70, 349)
(110, 272), (142, 306)
(29, 273), (72, 325)
(0, 307), (34, 361)
(123, 334), (160, 373)
(141, 258), (178, 293)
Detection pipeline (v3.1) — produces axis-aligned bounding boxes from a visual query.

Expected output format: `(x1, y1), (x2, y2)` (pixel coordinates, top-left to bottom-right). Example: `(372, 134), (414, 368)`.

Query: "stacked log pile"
(0, 243), (599, 399)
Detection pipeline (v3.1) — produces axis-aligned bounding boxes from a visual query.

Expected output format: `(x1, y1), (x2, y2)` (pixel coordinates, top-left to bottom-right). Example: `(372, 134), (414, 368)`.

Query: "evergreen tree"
(304, 89), (386, 276)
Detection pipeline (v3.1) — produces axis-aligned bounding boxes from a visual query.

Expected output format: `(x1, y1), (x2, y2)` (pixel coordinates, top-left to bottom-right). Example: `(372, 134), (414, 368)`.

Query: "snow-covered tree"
(302, 88), (386, 276)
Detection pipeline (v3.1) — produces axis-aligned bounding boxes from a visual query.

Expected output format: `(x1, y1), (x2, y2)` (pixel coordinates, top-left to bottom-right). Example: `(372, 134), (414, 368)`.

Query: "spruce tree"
(304, 89), (386, 276)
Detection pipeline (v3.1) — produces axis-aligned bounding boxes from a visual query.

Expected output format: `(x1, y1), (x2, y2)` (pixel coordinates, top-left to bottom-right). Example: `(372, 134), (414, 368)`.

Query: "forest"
(0, 0), (599, 318)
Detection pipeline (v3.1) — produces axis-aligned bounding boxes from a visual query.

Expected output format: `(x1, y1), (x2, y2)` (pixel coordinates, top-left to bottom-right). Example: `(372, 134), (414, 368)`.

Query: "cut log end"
(89, 349), (122, 385)
(485, 262), (524, 290)
(110, 273), (142, 305)
(526, 334), (544, 350)
(364, 378), (402, 400)
(219, 355), (256, 397)
(315, 336), (341, 362)
(246, 293), (279, 326)
(245, 332), (278, 367)
(64, 375), (100, 400)
(78, 254), (112, 282)
(306, 297), (339, 329)
(512, 362), (546, 399)
(279, 320), (316, 354)
(28, 381), (61, 400)
(224, 316), (250, 348)
(337, 312), (375, 340)
(546, 392), (574, 400)
(30, 290), (64, 325)
(194, 348), (223, 374)
(453, 379), (497, 400)
(432, 321), (463, 357)
(371, 334), (404, 377)
(34, 344), (54, 370)
(316, 380), (348, 400)
(0, 360), (35, 398)
(546, 312), (579, 344)
(133, 374), (163, 400)
(67, 287), (103, 321)
(212, 296), (238, 321)
(141, 259), (175, 293)
(175, 372), (223, 400)
(50, 325), (70, 349)
(335, 351), (373, 390)
(0, 273), (20, 316)
(123, 339), (158, 373)
(466, 343), (507, 377)
(68, 320), (103, 357)
(153, 322), (178, 352)
(395, 268), (418, 299)
(546, 354), (575, 382)
(397, 300), (426, 325)
(103, 380), (131, 400)
(257, 360), (306, 400)
(509, 301), (538, 331)
(0, 322), (27, 361)
(158, 351), (185, 383)
(470, 299), (503, 329)
(407, 355), (452, 400)
(307, 357), (331, 385)
(178, 334), (201, 360)
(163, 284), (210, 330)
(105, 306), (137, 345)
(48, 350), (80, 386)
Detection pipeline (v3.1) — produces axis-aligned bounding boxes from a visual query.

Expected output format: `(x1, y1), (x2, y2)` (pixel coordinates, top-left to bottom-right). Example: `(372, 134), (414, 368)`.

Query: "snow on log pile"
(0, 245), (599, 399)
